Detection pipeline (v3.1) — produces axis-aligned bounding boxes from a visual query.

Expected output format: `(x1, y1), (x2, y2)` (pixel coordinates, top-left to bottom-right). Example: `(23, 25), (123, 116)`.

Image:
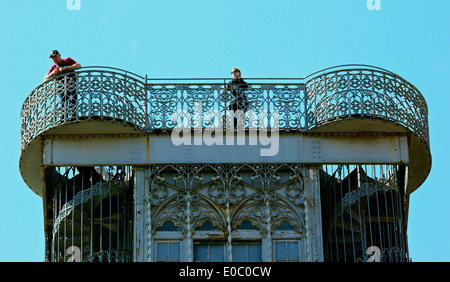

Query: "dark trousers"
(56, 80), (78, 121)
(228, 100), (248, 129)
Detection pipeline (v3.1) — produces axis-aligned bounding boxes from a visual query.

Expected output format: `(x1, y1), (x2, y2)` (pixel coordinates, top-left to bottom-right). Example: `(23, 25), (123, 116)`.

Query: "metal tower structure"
(19, 65), (431, 262)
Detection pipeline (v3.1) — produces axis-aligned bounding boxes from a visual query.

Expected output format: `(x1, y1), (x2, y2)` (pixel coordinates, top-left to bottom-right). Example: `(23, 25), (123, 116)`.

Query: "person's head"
(49, 50), (62, 63)
(231, 67), (241, 79)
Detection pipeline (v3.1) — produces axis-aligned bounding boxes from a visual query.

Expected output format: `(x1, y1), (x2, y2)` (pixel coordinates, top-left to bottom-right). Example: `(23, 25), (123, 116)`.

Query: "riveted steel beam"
(42, 132), (409, 166)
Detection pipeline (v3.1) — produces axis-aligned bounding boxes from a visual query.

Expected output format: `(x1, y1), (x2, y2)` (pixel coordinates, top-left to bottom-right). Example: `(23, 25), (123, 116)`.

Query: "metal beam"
(42, 133), (409, 166)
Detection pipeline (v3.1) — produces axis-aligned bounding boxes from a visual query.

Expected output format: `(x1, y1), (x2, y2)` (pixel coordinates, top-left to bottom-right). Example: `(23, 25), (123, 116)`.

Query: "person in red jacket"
(44, 50), (81, 121)
(44, 50), (81, 81)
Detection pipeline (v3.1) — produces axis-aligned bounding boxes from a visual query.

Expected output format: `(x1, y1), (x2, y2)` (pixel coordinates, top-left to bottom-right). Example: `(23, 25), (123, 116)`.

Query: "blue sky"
(0, 0), (448, 262)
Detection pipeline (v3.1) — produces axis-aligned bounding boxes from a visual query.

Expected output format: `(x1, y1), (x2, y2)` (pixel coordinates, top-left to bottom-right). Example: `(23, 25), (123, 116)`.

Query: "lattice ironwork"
(144, 163), (307, 262)
(305, 67), (429, 144)
(147, 164), (306, 232)
(20, 67), (147, 150)
(320, 164), (409, 262)
(82, 249), (132, 262)
(20, 65), (430, 151)
(21, 65), (430, 263)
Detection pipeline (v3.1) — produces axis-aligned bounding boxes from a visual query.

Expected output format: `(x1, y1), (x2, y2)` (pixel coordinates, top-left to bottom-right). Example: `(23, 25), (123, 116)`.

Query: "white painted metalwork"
(305, 66), (429, 145)
(19, 64), (431, 262)
(20, 65), (429, 151)
(140, 164), (307, 262)
(41, 133), (409, 166)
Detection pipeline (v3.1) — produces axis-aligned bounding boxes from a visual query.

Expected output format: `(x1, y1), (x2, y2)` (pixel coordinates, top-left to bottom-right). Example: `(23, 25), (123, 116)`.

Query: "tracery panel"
(143, 164), (308, 262)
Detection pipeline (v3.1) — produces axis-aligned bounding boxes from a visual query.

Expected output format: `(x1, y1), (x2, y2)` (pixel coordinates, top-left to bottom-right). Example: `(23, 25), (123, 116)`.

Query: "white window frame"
(154, 240), (183, 262)
(272, 230), (306, 262)
(153, 231), (184, 262)
(193, 241), (228, 262)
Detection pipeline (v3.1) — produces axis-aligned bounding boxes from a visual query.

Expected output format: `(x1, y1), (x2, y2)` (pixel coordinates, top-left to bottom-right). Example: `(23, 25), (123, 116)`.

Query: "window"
(154, 221), (183, 262)
(155, 241), (181, 262)
(193, 242), (262, 262)
(274, 241), (301, 262)
(194, 243), (226, 262)
(155, 221), (181, 232)
(232, 243), (262, 262)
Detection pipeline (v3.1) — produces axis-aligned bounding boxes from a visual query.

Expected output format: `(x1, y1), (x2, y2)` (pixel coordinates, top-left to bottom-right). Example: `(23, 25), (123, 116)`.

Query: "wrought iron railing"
(20, 67), (146, 150)
(20, 65), (429, 151)
(320, 164), (409, 262)
(49, 166), (133, 262)
(81, 249), (132, 262)
(305, 65), (429, 144)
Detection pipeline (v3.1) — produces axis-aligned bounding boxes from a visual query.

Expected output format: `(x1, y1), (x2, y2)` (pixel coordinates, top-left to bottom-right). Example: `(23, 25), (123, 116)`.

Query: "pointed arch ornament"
(142, 163), (312, 261)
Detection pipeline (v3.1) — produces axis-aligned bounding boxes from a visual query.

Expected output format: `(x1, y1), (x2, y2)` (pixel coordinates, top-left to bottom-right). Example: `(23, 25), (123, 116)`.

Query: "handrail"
(20, 67), (147, 150)
(305, 66), (430, 145)
(68, 65), (146, 80)
(20, 65), (430, 152)
(303, 64), (399, 80)
(26, 64), (417, 84)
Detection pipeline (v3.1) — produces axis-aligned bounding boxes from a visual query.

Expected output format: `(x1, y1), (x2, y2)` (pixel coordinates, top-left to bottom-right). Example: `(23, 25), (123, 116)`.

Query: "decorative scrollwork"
(208, 181), (245, 205)
(82, 249), (132, 262)
(305, 67), (429, 145)
(285, 179), (305, 206)
(207, 164), (246, 205)
(148, 179), (168, 206)
(21, 65), (429, 152)
(148, 164), (306, 236)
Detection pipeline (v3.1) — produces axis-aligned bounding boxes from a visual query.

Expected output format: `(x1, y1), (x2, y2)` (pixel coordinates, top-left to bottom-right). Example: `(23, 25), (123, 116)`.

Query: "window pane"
(235, 221), (259, 230)
(287, 242), (299, 261)
(196, 221), (220, 231)
(194, 244), (208, 262)
(274, 221), (299, 231)
(248, 244), (262, 261)
(275, 242), (287, 261)
(209, 244), (225, 262)
(233, 245), (247, 262)
(155, 221), (181, 231)
(156, 242), (168, 261)
(169, 242), (181, 261)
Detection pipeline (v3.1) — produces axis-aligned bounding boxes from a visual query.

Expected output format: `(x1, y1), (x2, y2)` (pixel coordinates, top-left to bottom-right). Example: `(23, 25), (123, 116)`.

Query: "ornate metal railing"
(356, 247), (410, 262)
(81, 249), (132, 262)
(305, 65), (429, 144)
(146, 81), (307, 134)
(20, 65), (429, 151)
(20, 67), (147, 150)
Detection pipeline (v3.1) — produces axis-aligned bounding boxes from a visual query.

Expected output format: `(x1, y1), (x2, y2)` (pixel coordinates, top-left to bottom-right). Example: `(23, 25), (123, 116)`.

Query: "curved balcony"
(304, 65), (431, 192)
(20, 67), (147, 151)
(305, 65), (429, 145)
(19, 65), (431, 196)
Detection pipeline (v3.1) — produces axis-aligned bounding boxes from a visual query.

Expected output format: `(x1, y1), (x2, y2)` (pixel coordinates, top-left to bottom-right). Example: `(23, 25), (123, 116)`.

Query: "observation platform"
(19, 65), (431, 203)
